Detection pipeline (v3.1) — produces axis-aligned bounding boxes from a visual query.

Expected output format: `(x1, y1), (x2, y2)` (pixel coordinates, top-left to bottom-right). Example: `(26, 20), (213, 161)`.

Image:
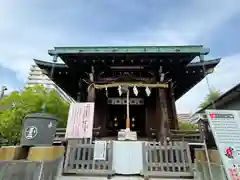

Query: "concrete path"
(58, 176), (192, 180)
(57, 158), (193, 180)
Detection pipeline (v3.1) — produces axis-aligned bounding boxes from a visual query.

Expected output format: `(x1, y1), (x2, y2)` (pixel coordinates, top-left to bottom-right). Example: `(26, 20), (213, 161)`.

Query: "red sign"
(226, 147), (234, 159)
(209, 113), (216, 119)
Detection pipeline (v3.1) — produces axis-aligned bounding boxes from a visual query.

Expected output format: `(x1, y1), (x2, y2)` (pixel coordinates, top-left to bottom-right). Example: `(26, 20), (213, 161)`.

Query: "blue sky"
(0, 0), (240, 113)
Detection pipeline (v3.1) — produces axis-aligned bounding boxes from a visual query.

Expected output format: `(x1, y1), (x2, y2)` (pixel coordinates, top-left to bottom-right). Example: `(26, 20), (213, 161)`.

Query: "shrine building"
(34, 45), (220, 140)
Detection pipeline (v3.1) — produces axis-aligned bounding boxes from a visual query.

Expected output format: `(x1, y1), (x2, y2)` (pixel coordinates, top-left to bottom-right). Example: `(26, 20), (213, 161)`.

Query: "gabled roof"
(33, 58), (220, 100)
(33, 45), (220, 100)
(194, 83), (240, 114)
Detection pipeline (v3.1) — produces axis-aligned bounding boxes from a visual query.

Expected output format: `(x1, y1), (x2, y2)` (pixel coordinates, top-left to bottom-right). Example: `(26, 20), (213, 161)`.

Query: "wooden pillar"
(155, 90), (161, 141)
(157, 88), (170, 141)
(77, 78), (82, 102)
(87, 66), (95, 102)
(100, 94), (108, 137)
(145, 89), (157, 140)
(94, 91), (107, 137)
(87, 85), (95, 102)
(156, 65), (170, 141)
(168, 82), (179, 129)
(87, 66), (97, 136)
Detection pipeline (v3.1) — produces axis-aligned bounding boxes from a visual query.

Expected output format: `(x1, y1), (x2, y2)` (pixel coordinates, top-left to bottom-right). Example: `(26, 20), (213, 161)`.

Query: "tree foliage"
(0, 85), (70, 144)
(199, 89), (221, 109)
(178, 121), (198, 130)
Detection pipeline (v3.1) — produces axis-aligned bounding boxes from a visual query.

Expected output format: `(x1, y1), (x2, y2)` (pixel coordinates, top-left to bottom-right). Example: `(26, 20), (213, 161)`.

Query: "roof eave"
(187, 58), (221, 67)
(48, 45), (210, 55)
(33, 59), (68, 68)
(176, 58), (221, 100)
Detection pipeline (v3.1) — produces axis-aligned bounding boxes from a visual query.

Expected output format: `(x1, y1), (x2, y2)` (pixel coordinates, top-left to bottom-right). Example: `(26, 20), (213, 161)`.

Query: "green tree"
(178, 121), (198, 130)
(199, 89), (221, 109)
(0, 85), (70, 144)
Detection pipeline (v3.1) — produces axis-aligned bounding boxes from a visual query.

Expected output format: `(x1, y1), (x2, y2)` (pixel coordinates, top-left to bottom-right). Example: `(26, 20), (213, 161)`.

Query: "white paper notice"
(65, 102), (95, 139)
(94, 141), (107, 160)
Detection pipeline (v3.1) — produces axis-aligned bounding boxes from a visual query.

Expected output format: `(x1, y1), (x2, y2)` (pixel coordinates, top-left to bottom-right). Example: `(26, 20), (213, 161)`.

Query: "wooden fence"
(63, 138), (114, 177)
(142, 141), (193, 178)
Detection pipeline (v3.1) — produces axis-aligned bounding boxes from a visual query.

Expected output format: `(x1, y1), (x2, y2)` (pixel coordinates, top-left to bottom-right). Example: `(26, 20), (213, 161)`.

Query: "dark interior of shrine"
(105, 87), (147, 137)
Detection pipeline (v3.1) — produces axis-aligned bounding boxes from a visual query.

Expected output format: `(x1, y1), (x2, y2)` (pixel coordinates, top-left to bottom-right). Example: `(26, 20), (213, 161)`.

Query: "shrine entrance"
(107, 97), (146, 137)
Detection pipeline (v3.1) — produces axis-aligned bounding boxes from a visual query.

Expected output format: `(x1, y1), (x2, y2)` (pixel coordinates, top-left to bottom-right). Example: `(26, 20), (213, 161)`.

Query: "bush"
(0, 85), (70, 144)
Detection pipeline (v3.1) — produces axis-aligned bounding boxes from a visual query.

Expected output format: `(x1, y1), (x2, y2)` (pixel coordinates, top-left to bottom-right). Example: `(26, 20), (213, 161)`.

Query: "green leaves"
(199, 89), (221, 109)
(178, 121), (198, 130)
(0, 85), (70, 144)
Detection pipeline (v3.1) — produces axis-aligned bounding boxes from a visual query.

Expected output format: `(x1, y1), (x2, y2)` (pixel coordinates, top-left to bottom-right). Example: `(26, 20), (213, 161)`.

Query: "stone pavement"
(56, 159), (193, 180)
(58, 176), (192, 180)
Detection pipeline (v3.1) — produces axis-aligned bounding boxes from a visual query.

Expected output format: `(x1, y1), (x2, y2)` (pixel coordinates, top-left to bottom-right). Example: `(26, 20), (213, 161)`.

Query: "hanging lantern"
(145, 87), (151, 96)
(118, 85), (122, 96)
(105, 87), (108, 97)
(133, 86), (138, 96)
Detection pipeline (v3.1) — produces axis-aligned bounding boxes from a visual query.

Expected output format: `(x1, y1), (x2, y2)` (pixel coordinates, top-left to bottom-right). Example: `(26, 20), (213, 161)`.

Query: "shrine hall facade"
(34, 45), (220, 139)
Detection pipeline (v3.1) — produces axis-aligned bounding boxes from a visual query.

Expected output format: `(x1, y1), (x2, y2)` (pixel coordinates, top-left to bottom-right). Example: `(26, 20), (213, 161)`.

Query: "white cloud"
(162, 0), (240, 42)
(133, 0), (240, 45)
(176, 54), (240, 113)
(0, 0), (240, 113)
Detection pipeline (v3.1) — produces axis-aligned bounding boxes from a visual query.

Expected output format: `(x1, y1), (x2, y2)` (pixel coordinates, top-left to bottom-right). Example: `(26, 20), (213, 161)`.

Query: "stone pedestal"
(118, 130), (137, 141)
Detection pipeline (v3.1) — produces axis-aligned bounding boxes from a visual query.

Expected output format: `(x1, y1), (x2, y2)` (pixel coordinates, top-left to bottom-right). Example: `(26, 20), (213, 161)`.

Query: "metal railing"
(0, 158), (62, 180)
